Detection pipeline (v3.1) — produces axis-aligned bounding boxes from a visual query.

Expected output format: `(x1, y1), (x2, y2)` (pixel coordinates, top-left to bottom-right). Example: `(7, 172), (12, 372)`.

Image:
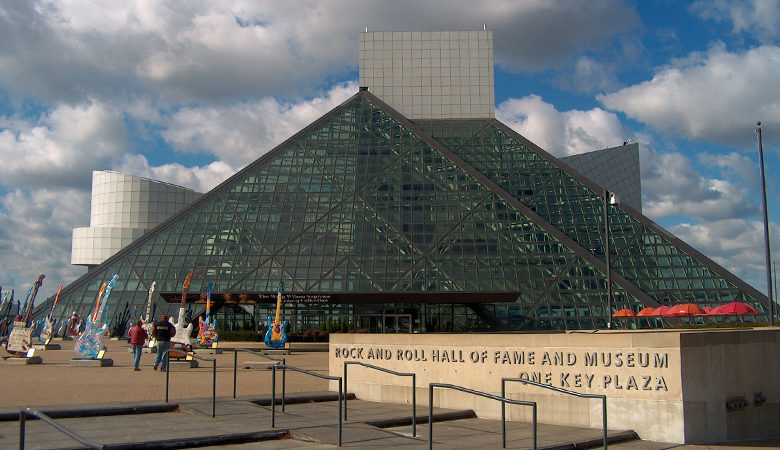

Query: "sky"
(0, 0), (778, 303)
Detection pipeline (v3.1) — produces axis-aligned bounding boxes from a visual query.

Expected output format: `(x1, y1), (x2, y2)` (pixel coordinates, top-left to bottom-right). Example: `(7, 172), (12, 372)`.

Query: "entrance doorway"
(355, 314), (412, 333)
(383, 314), (412, 333)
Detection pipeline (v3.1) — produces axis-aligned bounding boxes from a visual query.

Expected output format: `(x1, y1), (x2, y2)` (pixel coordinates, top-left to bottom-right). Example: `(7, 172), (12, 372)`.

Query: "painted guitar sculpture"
(38, 283), (63, 343)
(143, 281), (156, 347)
(264, 281), (288, 349)
(74, 275), (118, 358)
(197, 282), (218, 347)
(5, 274), (44, 356)
(170, 273), (193, 352)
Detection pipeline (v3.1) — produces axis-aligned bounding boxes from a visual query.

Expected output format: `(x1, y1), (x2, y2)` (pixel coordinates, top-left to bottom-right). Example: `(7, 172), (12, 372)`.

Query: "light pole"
(604, 190), (617, 329)
(756, 122), (774, 327)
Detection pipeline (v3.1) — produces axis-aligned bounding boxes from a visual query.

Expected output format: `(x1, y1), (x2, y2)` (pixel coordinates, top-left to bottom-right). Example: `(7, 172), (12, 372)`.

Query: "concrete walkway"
(2, 393), (661, 449)
(0, 338), (692, 449)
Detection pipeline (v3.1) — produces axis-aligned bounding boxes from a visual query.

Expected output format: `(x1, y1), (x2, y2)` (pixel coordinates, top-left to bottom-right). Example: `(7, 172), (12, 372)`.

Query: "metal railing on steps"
(232, 348), (286, 409)
(428, 383), (537, 450)
(343, 361), (417, 436)
(163, 350), (217, 417)
(502, 377), (607, 449)
(18, 408), (103, 450)
(271, 364), (344, 446)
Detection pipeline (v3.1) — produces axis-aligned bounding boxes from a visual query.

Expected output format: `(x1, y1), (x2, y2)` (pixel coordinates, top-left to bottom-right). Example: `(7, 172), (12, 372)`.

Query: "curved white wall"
(72, 171), (201, 266)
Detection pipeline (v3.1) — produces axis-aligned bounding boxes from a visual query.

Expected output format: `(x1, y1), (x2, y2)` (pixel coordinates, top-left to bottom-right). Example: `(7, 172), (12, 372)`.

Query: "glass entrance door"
(383, 314), (412, 333)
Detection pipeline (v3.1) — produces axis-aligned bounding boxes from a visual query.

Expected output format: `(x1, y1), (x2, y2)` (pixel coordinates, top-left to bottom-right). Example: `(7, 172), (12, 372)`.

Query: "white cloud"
(0, 100), (127, 188)
(598, 44), (780, 146)
(496, 94), (628, 157)
(161, 81), (357, 167)
(691, 0), (780, 44)
(0, 188), (88, 301)
(640, 146), (757, 221)
(0, 1), (638, 105)
(115, 154), (234, 193)
(669, 219), (777, 294)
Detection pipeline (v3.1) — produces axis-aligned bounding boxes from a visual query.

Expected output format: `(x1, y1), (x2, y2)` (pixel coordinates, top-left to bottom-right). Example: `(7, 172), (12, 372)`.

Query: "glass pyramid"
(41, 91), (770, 332)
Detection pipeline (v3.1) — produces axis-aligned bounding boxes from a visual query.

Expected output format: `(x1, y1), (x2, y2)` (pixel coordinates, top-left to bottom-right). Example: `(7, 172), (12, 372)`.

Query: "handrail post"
(502, 401), (506, 448)
(412, 373), (416, 437)
(343, 362), (349, 420)
(533, 403), (537, 450)
(428, 385), (433, 450)
(338, 378), (343, 446)
(271, 365), (276, 428)
(164, 350), (169, 403)
(602, 396), (608, 449)
(19, 409), (26, 450)
(233, 350), (237, 399)
(212, 358), (217, 418)
(501, 380), (506, 448)
(282, 357), (286, 412)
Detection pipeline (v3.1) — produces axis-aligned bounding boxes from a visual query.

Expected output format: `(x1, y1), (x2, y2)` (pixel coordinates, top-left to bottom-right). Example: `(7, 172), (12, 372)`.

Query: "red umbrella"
(636, 307), (656, 317)
(652, 305), (672, 316)
(667, 303), (706, 317)
(712, 301), (758, 315)
(612, 308), (636, 317)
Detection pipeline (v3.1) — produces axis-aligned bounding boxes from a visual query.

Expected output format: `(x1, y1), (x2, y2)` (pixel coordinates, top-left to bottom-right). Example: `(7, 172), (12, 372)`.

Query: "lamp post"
(756, 122), (774, 326)
(604, 190), (617, 329)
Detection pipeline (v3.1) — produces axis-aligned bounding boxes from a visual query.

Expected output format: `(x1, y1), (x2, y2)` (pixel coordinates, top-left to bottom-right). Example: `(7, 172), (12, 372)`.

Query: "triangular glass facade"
(42, 92), (770, 332)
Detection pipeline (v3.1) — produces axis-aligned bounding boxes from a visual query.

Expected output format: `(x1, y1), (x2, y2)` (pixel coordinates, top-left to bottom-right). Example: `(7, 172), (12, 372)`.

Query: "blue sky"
(0, 0), (777, 302)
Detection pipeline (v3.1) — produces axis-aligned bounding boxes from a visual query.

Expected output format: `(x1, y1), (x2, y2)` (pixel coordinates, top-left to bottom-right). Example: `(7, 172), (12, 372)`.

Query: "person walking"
(151, 314), (176, 371)
(128, 319), (148, 371)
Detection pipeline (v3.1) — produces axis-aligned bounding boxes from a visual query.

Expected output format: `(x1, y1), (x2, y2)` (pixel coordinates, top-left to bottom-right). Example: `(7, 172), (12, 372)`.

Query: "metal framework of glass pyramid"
(38, 91), (770, 332)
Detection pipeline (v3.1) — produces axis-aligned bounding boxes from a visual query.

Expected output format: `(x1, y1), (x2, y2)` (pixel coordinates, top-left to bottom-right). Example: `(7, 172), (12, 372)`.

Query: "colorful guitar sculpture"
(39, 283), (63, 343)
(5, 274), (44, 356)
(170, 273), (194, 350)
(74, 275), (118, 358)
(143, 281), (156, 347)
(197, 282), (218, 347)
(264, 281), (289, 349)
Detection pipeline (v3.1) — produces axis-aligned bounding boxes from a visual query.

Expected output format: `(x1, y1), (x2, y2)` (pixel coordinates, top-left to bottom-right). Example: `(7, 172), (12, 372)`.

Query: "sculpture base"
(70, 358), (114, 367)
(240, 361), (278, 370)
(170, 359), (199, 369)
(4, 356), (43, 365)
(34, 343), (61, 351)
(194, 347), (223, 355)
(127, 346), (157, 353)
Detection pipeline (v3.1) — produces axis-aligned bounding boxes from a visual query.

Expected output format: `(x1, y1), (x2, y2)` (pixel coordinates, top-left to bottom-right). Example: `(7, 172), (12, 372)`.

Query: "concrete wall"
(329, 329), (779, 444)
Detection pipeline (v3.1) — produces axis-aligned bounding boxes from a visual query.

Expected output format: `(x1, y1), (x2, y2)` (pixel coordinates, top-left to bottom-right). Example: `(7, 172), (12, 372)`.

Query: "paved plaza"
(0, 339), (772, 449)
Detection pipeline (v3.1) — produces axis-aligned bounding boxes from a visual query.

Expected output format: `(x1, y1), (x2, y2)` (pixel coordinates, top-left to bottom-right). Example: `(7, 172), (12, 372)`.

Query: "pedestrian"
(69, 311), (80, 336)
(151, 314), (176, 372)
(128, 319), (148, 371)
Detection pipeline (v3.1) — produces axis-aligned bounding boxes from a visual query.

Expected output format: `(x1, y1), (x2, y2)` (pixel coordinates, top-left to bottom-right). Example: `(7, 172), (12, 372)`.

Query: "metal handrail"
(19, 408), (104, 449)
(163, 349), (217, 418)
(271, 364), (343, 447)
(233, 348), (286, 410)
(428, 383), (537, 450)
(502, 377), (606, 449)
(343, 361), (416, 436)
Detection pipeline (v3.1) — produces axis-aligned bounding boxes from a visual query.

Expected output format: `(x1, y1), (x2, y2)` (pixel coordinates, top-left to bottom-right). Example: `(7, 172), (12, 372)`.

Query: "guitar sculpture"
(197, 282), (218, 347)
(74, 275), (118, 358)
(5, 274), (44, 356)
(39, 284), (63, 343)
(169, 273), (193, 357)
(143, 281), (156, 347)
(264, 281), (289, 349)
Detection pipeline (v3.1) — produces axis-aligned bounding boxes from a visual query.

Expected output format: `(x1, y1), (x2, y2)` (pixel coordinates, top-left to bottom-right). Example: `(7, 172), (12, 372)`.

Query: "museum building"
(36, 30), (770, 333)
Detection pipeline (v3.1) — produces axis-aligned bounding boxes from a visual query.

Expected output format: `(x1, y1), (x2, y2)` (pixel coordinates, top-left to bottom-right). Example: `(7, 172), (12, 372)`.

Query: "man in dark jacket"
(151, 314), (176, 371)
